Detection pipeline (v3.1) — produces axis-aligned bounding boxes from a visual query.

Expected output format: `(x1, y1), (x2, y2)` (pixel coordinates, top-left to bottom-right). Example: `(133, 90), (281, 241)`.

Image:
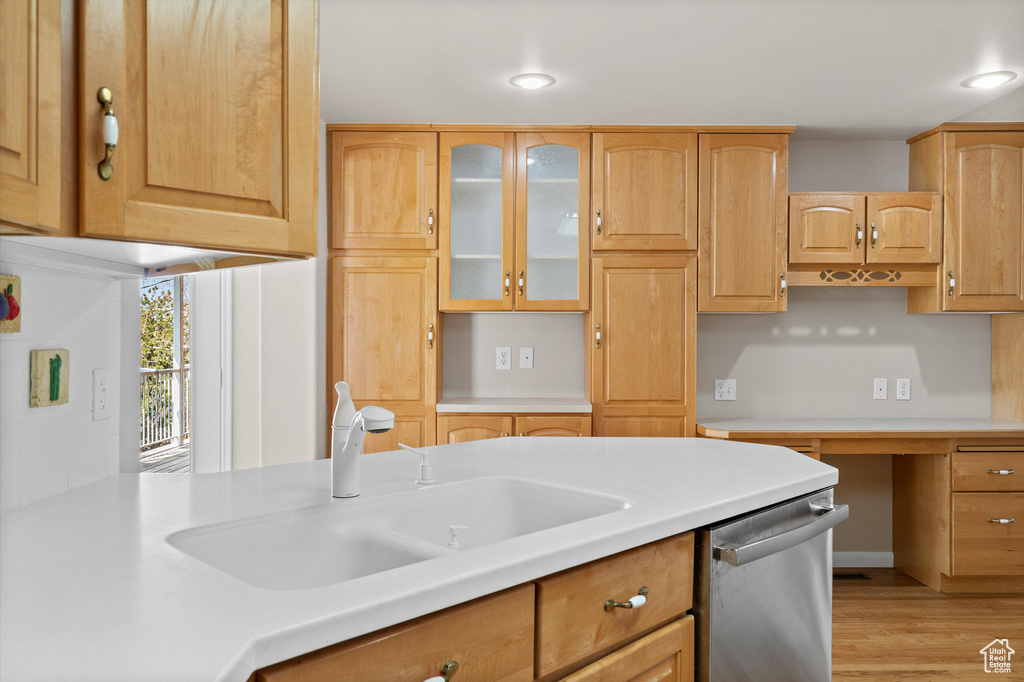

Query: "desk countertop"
(697, 417), (1024, 440)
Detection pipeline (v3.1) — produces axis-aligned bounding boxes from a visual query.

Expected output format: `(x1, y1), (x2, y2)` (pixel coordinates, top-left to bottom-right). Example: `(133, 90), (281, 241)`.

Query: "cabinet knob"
(428, 209), (434, 235)
(427, 323), (434, 349)
(855, 223), (863, 248)
(596, 208), (602, 236)
(504, 270), (510, 297)
(604, 586), (649, 611)
(96, 88), (118, 181)
(595, 323), (601, 349)
(518, 270), (524, 297)
(424, 660), (459, 682)
(779, 272), (787, 297)
(870, 223), (878, 248)
(947, 270), (955, 297)
(987, 469), (1015, 475)
(987, 518), (1015, 524)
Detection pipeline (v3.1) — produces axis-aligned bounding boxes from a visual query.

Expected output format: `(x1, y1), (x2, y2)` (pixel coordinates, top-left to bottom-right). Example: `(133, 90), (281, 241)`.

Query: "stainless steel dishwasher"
(695, 488), (849, 681)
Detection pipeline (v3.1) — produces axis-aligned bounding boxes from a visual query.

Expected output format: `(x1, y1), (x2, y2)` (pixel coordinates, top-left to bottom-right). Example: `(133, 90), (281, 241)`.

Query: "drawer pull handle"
(604, 586), (648, 611)
(424, 660), (459, 682)
(987, 469), (1015, 475)
(987, 518), (1015, 524)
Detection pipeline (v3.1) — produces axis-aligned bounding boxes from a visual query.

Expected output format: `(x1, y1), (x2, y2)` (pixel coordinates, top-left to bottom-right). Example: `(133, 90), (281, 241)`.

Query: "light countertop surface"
(1, 438), (836, 681)
(697, 417), (1024, 439)
(436, 397), (592, 413)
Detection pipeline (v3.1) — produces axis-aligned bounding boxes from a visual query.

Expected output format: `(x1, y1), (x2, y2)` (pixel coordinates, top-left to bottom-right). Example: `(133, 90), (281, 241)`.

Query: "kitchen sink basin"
(167, 477), (629, 591)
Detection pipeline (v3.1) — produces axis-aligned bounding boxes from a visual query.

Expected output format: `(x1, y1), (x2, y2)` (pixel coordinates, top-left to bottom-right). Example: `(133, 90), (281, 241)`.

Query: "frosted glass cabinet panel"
(515, 133), (590, 311)
(440, 133), (514, 310)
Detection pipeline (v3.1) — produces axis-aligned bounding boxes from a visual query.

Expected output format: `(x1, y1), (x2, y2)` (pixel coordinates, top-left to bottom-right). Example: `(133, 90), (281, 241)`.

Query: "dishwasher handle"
(713, 504), (849, 567)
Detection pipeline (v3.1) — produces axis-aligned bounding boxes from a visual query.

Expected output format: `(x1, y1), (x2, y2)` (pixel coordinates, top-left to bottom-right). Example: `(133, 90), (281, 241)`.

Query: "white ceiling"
(318, 0), (1024, 139)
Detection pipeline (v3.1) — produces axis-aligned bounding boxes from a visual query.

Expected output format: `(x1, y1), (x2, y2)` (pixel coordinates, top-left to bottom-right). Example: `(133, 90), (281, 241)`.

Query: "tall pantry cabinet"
(328, 132), (439, 453)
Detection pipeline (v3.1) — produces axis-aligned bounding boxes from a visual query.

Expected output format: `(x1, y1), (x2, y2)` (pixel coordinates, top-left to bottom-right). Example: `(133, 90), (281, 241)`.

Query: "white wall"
(0, 261), (123, 512)
(695, 139), (995, 565)
(231, 120), (328, 468)
(441, 313), (586, 399)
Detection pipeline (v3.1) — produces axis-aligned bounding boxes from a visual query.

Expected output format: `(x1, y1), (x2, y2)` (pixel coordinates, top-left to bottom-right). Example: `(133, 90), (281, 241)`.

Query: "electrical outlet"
(714, 379), (736, 401)
(496, 346), (512, 370)
(519, 346), (534, 369)
(896, 378), (911, 400)
(873, 378), (888, 400)
(93, 368), (115, 420)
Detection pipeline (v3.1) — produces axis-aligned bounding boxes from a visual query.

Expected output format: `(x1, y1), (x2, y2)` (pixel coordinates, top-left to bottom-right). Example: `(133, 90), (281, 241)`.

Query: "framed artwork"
(30, 349), (69, 407)
(0, 274), (21, 333)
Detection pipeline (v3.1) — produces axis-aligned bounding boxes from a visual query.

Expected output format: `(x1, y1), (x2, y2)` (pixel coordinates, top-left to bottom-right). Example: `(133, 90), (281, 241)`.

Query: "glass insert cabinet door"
(515, 132), (590, 311)
(439, 133), (515, 310)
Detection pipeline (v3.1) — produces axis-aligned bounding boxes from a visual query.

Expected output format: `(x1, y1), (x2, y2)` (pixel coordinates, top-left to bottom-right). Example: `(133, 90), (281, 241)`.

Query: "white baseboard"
(833, 551), (893, 568)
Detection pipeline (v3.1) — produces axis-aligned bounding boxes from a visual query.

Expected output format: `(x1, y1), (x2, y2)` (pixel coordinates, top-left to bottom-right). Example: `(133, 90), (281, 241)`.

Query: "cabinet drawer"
(952, 493), (1024, 576)
(256, 585), (534, 682)
(953, 452), (1024, 491)
(561, 617), (694, 682)
(535, 533), (694, 678)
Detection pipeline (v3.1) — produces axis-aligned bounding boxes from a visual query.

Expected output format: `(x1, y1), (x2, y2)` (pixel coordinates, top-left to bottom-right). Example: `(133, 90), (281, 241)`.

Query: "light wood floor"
(833, 569), (1024, 680)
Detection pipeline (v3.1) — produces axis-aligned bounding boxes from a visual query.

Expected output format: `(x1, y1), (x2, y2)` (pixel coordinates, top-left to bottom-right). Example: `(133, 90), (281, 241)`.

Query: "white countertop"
(0, 438), (836, 681)
(697, 417), (1024, 438)
(436, 397), (592, 413)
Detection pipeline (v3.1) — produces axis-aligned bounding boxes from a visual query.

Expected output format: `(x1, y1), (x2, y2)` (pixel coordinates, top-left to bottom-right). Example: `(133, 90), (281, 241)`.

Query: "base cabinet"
(437, 414), (591, 443)
(252, 533), (695, 682)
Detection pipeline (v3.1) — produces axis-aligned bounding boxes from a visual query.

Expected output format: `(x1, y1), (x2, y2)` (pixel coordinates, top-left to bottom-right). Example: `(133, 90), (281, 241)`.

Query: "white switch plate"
(714, 379), (736, 401)
(896, 378), (911, 400)
(873, 378), (888, 400)
(93, 368), (115, 420)
(496, 346), (512, 370)
(519, 346), (534, 369)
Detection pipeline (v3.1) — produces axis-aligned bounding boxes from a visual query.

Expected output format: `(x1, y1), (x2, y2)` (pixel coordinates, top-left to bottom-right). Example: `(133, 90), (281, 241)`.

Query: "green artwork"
(49, 355), (62, 402)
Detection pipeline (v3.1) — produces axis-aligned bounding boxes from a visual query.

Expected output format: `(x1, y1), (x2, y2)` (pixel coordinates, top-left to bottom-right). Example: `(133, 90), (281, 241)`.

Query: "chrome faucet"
(331, 381), (394, 498)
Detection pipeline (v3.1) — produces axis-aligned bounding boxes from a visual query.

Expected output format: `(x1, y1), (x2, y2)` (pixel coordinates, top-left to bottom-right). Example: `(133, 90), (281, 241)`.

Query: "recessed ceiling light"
(961, 71), (1017, 89)
(509, 73), (555, 90)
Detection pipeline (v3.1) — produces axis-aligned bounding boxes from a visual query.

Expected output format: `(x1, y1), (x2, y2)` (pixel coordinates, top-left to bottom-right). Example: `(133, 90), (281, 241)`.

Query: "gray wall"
(441, 313), (586, 399)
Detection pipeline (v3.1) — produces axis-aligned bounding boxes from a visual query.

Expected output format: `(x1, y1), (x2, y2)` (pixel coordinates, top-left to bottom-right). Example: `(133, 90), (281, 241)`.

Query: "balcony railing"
(140, 367), (190, 452)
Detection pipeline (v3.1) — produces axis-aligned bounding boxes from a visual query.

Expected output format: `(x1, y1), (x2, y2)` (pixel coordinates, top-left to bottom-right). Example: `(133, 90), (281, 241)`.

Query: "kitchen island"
(0, 437), (836, 681)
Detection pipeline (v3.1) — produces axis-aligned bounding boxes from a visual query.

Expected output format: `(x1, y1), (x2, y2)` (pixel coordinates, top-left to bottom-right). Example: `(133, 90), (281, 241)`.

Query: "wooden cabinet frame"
(437, 414), (592, 443)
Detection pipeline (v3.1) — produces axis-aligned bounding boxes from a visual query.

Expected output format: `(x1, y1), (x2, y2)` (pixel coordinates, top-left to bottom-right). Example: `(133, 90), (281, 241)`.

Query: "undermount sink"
(168, 477), (630, 591)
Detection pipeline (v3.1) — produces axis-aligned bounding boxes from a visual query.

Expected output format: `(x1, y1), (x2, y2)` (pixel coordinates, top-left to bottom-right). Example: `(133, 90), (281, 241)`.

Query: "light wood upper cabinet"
(867, 193), (942, 264)
(592, 133), (697, 251)
(328, 256), (437, 446)
(592, 256), (695, 437)
(788, 194), (865, 264)
(77, 0), (318, 256)
(0, 0), (61, 233)
(332, 131), (438, 250)
(908, 129), (1024, 312)
(699, 134), (788, 312)
(789, 193), (941, 266)
(439, 132), (514, 310)
(514, 132), (590, 311)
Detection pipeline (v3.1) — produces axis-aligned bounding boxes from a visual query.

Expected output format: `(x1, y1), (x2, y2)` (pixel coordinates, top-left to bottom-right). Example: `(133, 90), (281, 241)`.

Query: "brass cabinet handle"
(870, 222), (878, 248)
(596, 208), (602, 236)
(595, 323), (601, 349)
(987, 518), (1015, 524)
(779, 272), (787, 297)
(428, 209), (435, 235)
(427, 323), (434, 349)
(424, 660), (459, 682)
(987, 469), (1015, 475)
(96, 87), (118, 181)
(518, 270), (524, 296)
(855, 223), (863, 249)
(948, 270), (955, 297)
(519, 432), (525, 437)
(504, 270), (511, 297)
(502, 432), (509, 437)
(605, 586), (648, 611)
